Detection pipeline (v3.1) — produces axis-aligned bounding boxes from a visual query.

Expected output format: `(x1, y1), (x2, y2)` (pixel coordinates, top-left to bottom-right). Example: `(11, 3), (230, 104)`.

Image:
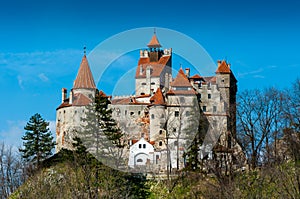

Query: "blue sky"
(0, 0), (299, 148)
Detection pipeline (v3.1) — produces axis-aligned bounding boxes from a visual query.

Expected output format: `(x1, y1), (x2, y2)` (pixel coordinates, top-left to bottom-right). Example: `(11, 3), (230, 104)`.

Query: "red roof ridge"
(73, 55), (96, 89)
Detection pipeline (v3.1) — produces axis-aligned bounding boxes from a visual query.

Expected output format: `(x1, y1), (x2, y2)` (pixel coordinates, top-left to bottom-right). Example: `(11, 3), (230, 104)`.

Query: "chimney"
(185, 68), (190, 78)
(62, 88), (67, 103)
(217, 60), (222, 67)
(140, 50), (143, 57)
(69, 89), (73, 104)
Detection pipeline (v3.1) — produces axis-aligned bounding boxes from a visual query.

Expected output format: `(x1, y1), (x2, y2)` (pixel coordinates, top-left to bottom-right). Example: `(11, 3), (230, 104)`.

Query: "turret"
(73, 54), (96, 99)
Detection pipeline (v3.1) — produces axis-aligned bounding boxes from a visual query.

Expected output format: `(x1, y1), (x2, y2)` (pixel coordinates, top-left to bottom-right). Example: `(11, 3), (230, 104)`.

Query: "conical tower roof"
(147, 33), (162, 48)
(73, 55), (96, 89)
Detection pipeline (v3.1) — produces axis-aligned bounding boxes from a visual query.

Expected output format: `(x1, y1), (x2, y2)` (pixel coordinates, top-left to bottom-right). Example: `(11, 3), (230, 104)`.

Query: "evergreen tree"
(19, 113), (55, 167)
(81, 91), (125, 169)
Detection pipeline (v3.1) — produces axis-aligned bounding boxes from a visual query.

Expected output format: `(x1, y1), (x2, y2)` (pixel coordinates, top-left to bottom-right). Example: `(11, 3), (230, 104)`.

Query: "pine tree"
(19, 113), (55, 167)
(81, 91), (125, 169)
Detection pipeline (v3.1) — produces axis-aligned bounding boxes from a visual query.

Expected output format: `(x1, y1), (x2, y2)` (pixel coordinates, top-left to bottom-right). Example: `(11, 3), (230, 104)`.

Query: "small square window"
(208, 94), (211, 99)
(151, 114), (155, 119)
(203, 106), (206, 112)
(186, 111), (190, 116)
(143, 144), (146, 148)
(159, 141), (163, 146)
(173, 128), (176, 132)
(180, 97), (185, 103)
(175, 111), (179, 117)
(213, 106), (217, 112)
(139, 144), (142, 148)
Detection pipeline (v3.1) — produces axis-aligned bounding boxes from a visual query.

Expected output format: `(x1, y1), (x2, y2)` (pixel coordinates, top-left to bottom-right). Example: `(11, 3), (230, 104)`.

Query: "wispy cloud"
(0, 49), (82, 89)
(0, 120), (56, 150)
(237, 64), (278, 79)
(253, 75), (265, 79)
(38, 73), (49, 82)
(17, 75), (24, 89)
(237, 68), (264, 78)
(0, 120), (26, 150)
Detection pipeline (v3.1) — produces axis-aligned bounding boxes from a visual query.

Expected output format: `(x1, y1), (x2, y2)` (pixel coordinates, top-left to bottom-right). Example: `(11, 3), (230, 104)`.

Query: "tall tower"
(135, 32), (172, 96)
(56, 53), (97, 152)
(215, 60), (237, 148)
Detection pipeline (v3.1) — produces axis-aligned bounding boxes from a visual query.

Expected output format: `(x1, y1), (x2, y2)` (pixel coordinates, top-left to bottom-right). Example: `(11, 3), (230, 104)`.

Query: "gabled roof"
(170, 68), (192, 87)
(147, 34), (162, 48)
(56, 93), (92, 110)
(135, 55), (171, 78)
(73, 55), (96, 89)
(216, 60), (231, 74)
(190, 74), (201, 79)
(150, 88), (165, 105)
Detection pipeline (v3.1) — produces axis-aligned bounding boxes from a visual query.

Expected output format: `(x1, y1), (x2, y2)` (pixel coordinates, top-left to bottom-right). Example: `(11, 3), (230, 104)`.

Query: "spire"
(73, 51), (96, 89)
(147, 30), (162, 48)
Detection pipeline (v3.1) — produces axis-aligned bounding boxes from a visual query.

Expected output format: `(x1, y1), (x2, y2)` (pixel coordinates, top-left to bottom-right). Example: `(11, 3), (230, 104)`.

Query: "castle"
(56, 33), (242, 172)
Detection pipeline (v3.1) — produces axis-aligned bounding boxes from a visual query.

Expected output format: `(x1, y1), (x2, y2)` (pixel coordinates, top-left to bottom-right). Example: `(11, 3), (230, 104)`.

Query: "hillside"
(9, 148), (300, 198)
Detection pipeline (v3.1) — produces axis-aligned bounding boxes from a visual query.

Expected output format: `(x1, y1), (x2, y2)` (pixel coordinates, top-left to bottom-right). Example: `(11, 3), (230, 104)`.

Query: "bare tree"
(237, 88), (283, 169)
(0, 143), (24, 198)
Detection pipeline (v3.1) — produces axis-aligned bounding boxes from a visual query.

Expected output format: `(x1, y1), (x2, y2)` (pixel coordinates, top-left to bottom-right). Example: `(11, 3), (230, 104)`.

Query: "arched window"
(159, 141), (163, 146)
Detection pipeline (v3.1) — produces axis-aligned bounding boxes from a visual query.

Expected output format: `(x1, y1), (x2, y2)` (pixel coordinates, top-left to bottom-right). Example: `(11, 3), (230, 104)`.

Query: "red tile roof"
(111, 96), (151, 105)
(73, 55), (96, 89)
(72, 93), (92, 106)
(111, 97), (132, 105)
(167, 89), (197, 95)
(135, 55), (171, 78)
(150, 88), (165, 105)
(170, 68), (192, 87)
(147, 34), (162, 48)
(190, 74), (202, 79)
(216, 60), (231, 74)
(203, 76), (217, 84)
(56, 93), (92, 110)
(56, 101), (72, 110)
